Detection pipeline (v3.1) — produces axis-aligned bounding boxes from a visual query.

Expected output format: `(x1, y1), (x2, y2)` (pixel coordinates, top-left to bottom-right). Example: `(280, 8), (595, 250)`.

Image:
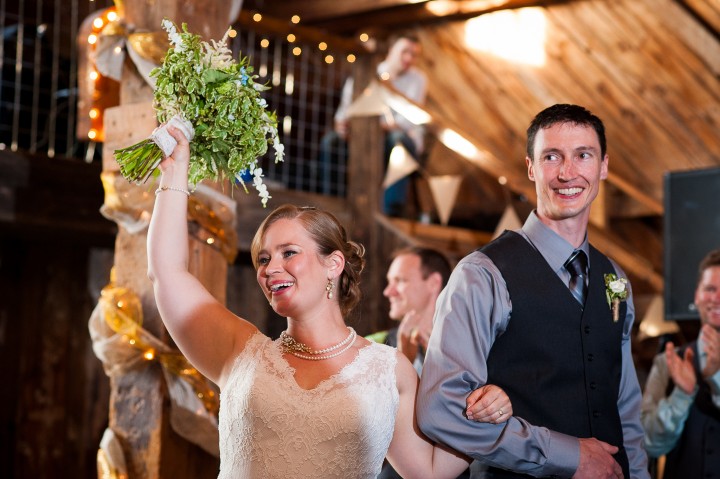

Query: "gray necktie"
(564, 250), (588, 306)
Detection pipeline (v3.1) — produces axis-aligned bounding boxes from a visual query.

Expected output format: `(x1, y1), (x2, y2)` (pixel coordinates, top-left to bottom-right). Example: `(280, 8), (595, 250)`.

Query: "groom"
(417, 104), (649, 478)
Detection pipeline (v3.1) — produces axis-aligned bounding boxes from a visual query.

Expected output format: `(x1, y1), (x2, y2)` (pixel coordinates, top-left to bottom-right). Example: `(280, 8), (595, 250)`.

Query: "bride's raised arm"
(146, 126), (258, 387)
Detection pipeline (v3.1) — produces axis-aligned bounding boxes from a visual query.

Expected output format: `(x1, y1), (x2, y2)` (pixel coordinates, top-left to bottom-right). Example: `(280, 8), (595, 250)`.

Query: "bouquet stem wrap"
(151, 115), (195, 157)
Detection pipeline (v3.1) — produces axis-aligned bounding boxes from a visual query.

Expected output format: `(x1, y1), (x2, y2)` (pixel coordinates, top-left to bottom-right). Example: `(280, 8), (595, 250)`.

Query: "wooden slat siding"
(410, 5), (666, 289)
(541, 3), (677, 206)
(667, 1), (720, 78)
(624, 0), (720, 145)
(588, 223), (664, 291)
(541, 2), (672, 209)
(541, 1), (695, 207)
(415, 26), (537, 201)
(607, 0), (720, 159)
(683, 0), (720, 36)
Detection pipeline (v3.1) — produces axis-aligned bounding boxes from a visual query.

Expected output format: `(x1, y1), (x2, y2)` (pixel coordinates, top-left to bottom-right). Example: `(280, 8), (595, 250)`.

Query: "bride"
(147, 125), (512, 478)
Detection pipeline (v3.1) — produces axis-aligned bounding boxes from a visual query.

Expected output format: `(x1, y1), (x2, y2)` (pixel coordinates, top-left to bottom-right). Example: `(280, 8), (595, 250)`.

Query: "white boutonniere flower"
(604, 273), (628, 322)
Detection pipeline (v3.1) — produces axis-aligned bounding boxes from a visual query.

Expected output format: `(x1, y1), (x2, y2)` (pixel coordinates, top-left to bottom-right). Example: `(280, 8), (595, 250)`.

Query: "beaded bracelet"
(155, 185), (191, 196)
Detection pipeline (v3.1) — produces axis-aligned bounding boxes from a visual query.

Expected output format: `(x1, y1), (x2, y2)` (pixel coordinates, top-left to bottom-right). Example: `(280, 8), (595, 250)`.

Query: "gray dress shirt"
(417, 211), (649, 478)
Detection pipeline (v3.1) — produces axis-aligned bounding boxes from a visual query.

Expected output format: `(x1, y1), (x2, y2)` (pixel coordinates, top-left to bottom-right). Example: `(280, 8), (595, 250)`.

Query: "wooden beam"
(236, 10), (368, 53)
(376, 213), (493, 255)
(244, 0), (577, 35)
(588, 223), (664, 291)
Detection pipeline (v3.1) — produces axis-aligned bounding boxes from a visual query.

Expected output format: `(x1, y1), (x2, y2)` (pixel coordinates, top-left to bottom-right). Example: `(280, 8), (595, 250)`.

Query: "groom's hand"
(573, 438), (622, 479)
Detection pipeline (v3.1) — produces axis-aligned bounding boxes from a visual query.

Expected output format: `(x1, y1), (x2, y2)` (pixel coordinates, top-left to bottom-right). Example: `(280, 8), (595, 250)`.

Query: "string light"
(287, 33), (296, 43)
(81, 5), (119, 142)
(144, 350), (155, 361)
(318, 42), (327, 51)
(228, 29), (237, 38)
(325, 55), (334, 64)
(291, 15), (300, 24)
(347, 54), (356, 63)
(359, 33), (369, 42)
(260, 38), (269, 48)
(253, 13), (262, 22)
(292, 46), (302, 56)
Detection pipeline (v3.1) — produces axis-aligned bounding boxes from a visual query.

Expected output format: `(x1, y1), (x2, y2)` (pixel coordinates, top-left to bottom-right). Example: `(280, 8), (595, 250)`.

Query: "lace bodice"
(218, 333), (399, 478)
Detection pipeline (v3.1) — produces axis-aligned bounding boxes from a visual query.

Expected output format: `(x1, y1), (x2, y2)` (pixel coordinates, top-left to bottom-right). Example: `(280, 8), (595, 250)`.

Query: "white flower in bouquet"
(114, 20), (284, 207)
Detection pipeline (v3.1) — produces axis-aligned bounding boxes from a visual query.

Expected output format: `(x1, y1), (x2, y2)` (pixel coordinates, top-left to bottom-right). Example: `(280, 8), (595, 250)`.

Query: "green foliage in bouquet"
(114, 20), (284, 206)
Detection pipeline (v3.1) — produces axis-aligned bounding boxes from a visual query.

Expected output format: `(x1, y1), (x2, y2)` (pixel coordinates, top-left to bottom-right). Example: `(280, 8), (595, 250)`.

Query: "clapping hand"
(701, 324), (720, 379)
(664, 341), (697, 395)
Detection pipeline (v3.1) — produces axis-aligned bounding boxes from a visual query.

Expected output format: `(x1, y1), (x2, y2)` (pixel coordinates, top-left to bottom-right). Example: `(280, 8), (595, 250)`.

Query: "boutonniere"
(604, 274), (628, 322)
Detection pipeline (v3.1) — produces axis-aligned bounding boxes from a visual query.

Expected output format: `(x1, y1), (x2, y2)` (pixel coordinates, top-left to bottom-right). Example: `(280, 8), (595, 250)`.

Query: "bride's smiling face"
(256, 218), (328, 316)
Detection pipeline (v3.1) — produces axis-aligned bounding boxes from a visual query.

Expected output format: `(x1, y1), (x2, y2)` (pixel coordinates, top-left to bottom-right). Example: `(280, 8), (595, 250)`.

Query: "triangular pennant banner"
(492, 204), (523, 239)
(383, 144), (420, 188)
(428, 175), (462, 226)
(638, 295), (679, 341)
(345, 80), (393, 118)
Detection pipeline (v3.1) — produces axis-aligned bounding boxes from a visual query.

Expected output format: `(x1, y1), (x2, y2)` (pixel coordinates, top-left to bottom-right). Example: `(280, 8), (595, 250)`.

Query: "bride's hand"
(161, 125), (191, 171)
(465, 384), (513, 424)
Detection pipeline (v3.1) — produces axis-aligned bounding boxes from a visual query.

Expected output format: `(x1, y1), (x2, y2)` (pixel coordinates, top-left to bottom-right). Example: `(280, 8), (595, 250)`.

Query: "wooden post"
(96, 1), (241, 477)
(346, 54), (386, 335)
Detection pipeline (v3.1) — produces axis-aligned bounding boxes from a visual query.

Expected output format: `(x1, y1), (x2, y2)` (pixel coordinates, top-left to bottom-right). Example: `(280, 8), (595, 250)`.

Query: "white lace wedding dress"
(218, 333), (399, 478)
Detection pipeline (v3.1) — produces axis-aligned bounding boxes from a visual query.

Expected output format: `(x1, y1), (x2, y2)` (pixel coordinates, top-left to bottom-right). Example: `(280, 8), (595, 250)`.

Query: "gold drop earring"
(326, 278), (335, 299)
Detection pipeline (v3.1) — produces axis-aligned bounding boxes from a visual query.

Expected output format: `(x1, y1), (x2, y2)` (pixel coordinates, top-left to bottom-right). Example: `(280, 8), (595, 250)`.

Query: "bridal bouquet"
(114, 20), (284, 206)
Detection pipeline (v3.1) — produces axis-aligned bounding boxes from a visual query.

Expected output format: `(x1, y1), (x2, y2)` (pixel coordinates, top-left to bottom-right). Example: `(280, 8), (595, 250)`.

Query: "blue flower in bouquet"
(114, 20), (284, 207)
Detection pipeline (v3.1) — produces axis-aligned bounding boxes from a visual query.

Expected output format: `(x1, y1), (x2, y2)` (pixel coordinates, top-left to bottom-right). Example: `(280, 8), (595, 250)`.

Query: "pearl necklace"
(280, 327), (357, 361)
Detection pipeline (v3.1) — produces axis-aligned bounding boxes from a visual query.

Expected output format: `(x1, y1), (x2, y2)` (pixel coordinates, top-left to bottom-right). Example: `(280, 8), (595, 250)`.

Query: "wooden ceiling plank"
(682, 0), (720, 36)
(618, 0), (720, 147)
(545, 1), (707, 205)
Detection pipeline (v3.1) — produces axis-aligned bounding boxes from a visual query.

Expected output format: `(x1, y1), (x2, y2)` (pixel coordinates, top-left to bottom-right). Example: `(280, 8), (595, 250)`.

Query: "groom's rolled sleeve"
(417, 253), (580, 477)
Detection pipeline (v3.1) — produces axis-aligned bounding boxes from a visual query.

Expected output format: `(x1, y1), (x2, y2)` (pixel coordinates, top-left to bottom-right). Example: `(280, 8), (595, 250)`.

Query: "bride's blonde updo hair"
(251, 204), (366, 317)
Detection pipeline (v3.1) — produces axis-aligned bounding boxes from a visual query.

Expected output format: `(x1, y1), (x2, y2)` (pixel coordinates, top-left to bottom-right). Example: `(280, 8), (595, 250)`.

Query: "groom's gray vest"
(481, 231), (629, 478)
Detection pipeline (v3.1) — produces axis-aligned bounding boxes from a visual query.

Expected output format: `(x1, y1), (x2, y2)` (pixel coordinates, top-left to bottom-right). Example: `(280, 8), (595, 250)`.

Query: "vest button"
(587, 353), (594, 361)
(593, 410), (600, 418)
(584, 326), (591, 334)
(590, 381), (597, 389)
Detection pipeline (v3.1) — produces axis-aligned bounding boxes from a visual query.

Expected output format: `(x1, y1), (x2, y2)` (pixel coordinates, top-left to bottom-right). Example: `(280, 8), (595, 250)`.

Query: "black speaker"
(664, 167), (720, 321)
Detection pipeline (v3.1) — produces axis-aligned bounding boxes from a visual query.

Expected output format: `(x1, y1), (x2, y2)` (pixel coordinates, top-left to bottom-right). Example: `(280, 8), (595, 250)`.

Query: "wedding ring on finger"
(499, 409), (504, 416)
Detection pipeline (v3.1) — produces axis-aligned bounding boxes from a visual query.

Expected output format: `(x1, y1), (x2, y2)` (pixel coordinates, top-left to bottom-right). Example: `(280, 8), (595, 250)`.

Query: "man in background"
(319, 34), (427, 216)
(641, 248), (720, 478)
(372, 246), (451, 374)
(372, 246), (461, 479)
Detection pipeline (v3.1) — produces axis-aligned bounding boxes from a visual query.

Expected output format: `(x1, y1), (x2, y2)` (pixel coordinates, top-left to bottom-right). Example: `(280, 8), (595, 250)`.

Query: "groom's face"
(527, 122), (608, 224)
